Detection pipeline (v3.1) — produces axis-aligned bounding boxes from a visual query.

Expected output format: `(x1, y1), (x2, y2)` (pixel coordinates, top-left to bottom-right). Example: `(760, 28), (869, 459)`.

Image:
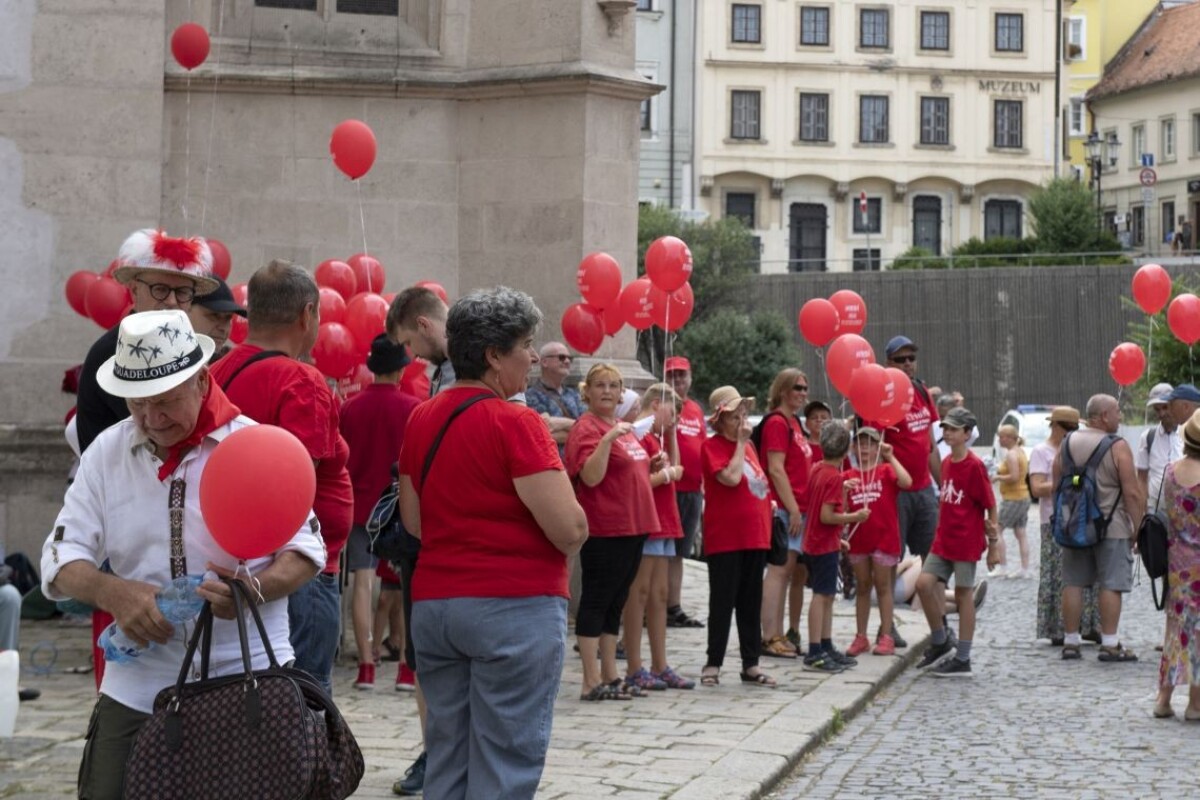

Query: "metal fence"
(747, 263), (1199, 440)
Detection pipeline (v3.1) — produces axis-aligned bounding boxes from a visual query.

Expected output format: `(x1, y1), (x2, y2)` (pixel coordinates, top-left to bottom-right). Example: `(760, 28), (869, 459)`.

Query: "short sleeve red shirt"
(844, 463), (901, 556)
(210, 344), (353, 573)
(761, 412), (813, 512)
(339, 384), (420, 526)
(641, 433), (683, 540)
(700, 436), (771, 555)
(398, 387), (568, 601)
(865, 383), (936, 491)
(932, 452), (996, 563)
(674, 399), (706, 493)
(564, 413), (660, 537)
(803, 462), (846, 556)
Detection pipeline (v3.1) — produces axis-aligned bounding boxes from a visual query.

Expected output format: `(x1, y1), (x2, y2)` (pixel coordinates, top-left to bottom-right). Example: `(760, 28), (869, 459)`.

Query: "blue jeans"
(413, 596), (566, 800)
(288, 572), (341, 695)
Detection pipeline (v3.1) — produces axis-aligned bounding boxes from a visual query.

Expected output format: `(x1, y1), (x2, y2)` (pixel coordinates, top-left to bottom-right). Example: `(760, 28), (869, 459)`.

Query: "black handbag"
(768, 513), (789, 567)
(366, 463), (412, 562)
(123, 579), (364, 800)
(1137, 480), (1170, 611)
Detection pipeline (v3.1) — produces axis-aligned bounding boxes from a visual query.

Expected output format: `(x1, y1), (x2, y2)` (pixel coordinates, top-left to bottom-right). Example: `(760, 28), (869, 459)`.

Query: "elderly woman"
(398, 287), (588, 799)
(41, 310), (326, 800)
(701, 386), (774, 688)
(566, 364), (661, 701)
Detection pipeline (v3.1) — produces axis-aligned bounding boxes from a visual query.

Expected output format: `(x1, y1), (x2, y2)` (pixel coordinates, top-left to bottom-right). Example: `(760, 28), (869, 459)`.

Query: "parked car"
(991, 405), (1054, 462)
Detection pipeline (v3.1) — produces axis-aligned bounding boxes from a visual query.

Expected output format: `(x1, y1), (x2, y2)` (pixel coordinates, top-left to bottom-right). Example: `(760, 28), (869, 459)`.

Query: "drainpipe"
(1054, 0), (1063, 177)
(668, 0), (678, 208)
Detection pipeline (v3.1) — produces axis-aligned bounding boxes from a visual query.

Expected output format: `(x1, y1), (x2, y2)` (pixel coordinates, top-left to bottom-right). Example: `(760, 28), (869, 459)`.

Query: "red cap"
(664, 356), (690, 373)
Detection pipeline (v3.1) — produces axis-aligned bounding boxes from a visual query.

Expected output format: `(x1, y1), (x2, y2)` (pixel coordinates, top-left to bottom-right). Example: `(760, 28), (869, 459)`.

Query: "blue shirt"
(525, 379), (584, 456)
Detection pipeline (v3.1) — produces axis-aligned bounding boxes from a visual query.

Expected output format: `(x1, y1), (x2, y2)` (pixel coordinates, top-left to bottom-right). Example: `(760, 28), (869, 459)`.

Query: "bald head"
(1085, 393), (1120, 433)
(538, 340), (573, 388)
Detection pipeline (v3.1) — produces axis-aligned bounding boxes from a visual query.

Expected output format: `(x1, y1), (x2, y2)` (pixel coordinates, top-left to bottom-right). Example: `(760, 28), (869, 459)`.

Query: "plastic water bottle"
(97, 574), (212, 664)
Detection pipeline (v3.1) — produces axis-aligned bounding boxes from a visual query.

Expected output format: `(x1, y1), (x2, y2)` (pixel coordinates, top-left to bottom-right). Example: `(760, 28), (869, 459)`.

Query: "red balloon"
(645, 236), (693, 293)
(65, 271), (100, 317)
(103, 259), (120, 279)
(1108, 342), (1146, 386)
(618, 277), (657, 331)
(207, 238), (231, 281)
(382, 292), (396, 305)
(798, 298), (840, 347)
(199, 425), (316, 561)
(329, 119), (377, 180)
(318, 287), (347, 325)
(229, 315), (248, 345)
(561, 303), (605, 355)
(826, 333), (876, 396)
(577, 253), (623, 310)
(344, 292), (390, 354)
(602, 306), (625, 337)
(170, 23), (210, 71)
(312, 322), (359, 379)
(1168, 294), (1200, 345)
(848, 363), (889, 419)
(414, 280), (448, 305)
(1132, 264), (1171, 315)
(315, 259), (357, 300)
(830, 289), (867, 335)
(230, 282), (249, 308)
(401, 357), (431, 400)
(85, 277), (132, 329)
(339, 362), (374, 401)
(649, 283), (694, 331)
(347, 253), (385, 294)
(877, 368), (915, 428)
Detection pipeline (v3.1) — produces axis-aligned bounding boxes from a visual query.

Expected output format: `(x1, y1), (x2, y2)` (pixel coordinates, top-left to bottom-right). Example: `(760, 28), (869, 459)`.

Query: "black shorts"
(804, 551), (840, 596)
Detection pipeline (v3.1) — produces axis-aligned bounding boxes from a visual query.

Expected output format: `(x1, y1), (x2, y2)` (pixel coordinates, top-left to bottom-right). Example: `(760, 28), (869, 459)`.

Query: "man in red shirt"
(208, 260), (353, 695)
(665, 356), (706, 628)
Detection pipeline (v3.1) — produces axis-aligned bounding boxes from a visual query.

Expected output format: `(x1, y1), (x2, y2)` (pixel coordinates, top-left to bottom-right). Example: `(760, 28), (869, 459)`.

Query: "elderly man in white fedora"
(41, 309), (325, 800)
(1136, 382), (1182, 513)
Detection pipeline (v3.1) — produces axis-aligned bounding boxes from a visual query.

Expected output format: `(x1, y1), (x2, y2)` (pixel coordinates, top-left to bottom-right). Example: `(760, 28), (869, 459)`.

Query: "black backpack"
(364, 464), (416, 562)
(749, 410), (784, 455)
(1051, 432), (1123, 549)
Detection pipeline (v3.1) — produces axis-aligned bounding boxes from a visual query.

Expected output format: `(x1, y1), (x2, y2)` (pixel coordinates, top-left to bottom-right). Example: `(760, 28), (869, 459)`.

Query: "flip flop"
(740, 670), (777, 688)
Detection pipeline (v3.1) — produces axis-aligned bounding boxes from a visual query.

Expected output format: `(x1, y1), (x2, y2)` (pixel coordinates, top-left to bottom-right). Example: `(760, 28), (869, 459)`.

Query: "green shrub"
(674, 309), (801, 406)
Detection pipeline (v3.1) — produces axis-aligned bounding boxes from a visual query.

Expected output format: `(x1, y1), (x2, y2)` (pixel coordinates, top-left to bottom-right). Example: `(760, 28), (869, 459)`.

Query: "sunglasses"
(135, 278), (196, 304)
(793, 384), (809, 392)
(548, 354), (572, 362)
(889, 355), (917, 364)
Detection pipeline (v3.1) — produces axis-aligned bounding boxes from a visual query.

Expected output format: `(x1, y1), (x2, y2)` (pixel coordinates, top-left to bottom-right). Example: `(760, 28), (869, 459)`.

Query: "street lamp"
(1085, 130), (1122, 234)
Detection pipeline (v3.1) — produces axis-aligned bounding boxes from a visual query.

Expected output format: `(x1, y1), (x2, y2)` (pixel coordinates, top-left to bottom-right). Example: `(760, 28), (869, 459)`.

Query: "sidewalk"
(1, 560), (929, 799)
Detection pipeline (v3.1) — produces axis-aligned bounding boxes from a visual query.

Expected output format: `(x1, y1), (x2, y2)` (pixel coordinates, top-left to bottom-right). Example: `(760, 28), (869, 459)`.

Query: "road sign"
(1141, 153), (1155, 168)
(1142, 186), (1156, 204)
(1139, 167), (1157, 186)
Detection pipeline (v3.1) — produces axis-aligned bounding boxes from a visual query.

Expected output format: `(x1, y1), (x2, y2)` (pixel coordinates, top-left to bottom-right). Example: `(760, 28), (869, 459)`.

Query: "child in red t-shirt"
(802, 422), (869, 673)
(843, 427), (912, 657)
(916, 407), (999, 678)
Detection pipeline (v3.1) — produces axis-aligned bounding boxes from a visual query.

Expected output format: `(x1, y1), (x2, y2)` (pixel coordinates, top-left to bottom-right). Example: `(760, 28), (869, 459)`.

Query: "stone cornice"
(702, 59), (1056, 81)
(0, 425), (74, 474)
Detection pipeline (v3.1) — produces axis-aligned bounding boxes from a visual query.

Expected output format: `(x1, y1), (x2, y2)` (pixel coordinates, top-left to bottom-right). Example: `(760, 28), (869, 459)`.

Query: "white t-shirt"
(1028, 440), (1057, 525)
(1135, 423), (1181, 512)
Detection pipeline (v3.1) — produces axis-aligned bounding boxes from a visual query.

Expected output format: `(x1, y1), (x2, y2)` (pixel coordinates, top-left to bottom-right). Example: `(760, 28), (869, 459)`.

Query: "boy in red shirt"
(802, 422), (869, 673)
(916, 407), (999, 677)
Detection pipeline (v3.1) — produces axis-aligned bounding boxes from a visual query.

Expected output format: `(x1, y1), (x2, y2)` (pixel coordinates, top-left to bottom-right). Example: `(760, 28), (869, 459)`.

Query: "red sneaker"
(846, 634), (871, 657)
(873, 634), (896, 656)
(355, 662), (375, 690)
(396, 662), (416, 692)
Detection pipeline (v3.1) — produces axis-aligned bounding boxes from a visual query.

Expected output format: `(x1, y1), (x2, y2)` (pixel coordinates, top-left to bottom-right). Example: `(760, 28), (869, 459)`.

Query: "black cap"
(195, 277), (247, 317)
(367, 333), (410, 375)
(803, 400), (832, 417)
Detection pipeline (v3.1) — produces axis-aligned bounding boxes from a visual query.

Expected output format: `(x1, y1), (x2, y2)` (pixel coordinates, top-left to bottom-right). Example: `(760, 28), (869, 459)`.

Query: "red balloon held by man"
(230, 282), (249, 308)
(318, 287), (347, 326)
(830, 289), (867, 335)
(103, 259), (120, 279)
(85, 277), (132, 329)
(1131, 264), (1171, 315)
(649, 283), (694, 331)
(206, 238), (232, 281)
(577, 253), (623, 310)
(879, 367), (914, 428)
(199, 425), (317, 561)
(644, 236), (693, 293)
(344, 292), (390, 355)
(414, 280), (448, 305)
(229, 314), (248, 345)
(1107, 342), (1146, 386)
(825, 333), (876, 395)
(346, 253), (385, 294)
(1167, 294), (1200, 345)
(618, 277), (657, 331)
(311, 322), (359, 379)
(561, 303), (605, 355)
(329, 119), (377, 180)
(170, 23), (210, 71)
(315, 259), (357, 300)
(798, 298), (840, 347)
(65, 271), (100, 318)
(847, 363), (889, 420)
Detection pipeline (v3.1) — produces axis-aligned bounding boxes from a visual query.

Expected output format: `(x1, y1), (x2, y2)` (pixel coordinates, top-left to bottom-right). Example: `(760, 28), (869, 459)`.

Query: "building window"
(984, 199), (1022, 240)
(731, 4), (762, 43)
(337, 0), (399, 13)
(731, 91), (761, 140)
(1164, 201), (1177, 245)
(852, 197), (883, 234)
(1194, 112), (1200, 155)
(1163, 118), (1176, 160)
(800, 93), (830, 142)
(1132, 123), (1146, 166)
(256, 0), (317, 8)
(637, 0), (653, 10)
(995, 13), (1024, 52)
(920, 97), (950, 145)
(853, 249), (882, 271)
(994, 100), (1023, 149)
(726, 193), (757, 228)
(640, 98), (652, 133)
(920, 11), (950, 51)
(1132, 205), (1145, 246)
(1069, 98), (1084, 136)
(800, 6), (830, 46)
(860, 8), (890, 49)
(1066, 17), (1085, 61)
(859, 96), (889, 144)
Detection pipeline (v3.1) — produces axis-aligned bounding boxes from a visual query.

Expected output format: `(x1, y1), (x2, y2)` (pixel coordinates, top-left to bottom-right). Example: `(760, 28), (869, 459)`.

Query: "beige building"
(696, 0), (1060, 272)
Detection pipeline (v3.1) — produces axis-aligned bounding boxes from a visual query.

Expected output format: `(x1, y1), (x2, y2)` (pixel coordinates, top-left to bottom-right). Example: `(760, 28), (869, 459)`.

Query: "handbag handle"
(174, 578), (281, 691)
(198, 579), (283, 680)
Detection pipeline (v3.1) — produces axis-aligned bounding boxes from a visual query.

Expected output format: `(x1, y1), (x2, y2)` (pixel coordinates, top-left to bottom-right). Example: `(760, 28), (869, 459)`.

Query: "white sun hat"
(97, 310), (216, 399)
(111, 229), (219, 296)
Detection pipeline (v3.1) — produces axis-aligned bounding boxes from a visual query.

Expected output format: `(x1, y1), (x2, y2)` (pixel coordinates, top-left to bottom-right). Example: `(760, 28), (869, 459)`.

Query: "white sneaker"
(987, 566), (1008, 579)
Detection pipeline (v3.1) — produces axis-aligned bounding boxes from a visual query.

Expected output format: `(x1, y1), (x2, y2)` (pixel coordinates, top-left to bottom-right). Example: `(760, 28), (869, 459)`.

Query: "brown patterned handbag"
(123, 579), (364, 800)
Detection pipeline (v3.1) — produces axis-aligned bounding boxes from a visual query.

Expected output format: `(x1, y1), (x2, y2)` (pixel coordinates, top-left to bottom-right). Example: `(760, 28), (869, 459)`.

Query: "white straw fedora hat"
(97, 310), (216, 399)
(111, 229), (219, 296)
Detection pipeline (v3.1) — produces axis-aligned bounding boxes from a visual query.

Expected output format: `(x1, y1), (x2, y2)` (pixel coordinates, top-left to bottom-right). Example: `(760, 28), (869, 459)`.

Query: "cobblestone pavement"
(770, 523), (1200, 800)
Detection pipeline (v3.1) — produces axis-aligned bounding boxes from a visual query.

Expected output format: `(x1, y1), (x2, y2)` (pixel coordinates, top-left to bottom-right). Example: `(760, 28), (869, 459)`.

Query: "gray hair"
(247, 260), (319, 328)
(446, 286), (543, 381)
(1085, 393), (1116, 420)
(819, 419), (850, 460)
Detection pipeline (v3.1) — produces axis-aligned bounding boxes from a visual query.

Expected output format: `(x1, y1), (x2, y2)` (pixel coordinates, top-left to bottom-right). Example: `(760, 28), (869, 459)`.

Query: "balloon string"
(183, 71), (192, 235)
(231, 560), (265, 606)
(199, 0), (226, 234)
(355, 180), (373, 292)
(1145, 316), (1154, 425)
(816, 347), (832, 402)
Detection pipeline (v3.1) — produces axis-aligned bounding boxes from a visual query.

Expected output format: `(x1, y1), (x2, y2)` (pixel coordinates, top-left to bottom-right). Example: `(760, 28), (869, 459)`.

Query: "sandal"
(1185, 708), (1200, 722)
(615, 678), (647, 698)
(1153, 704), (1176, 719)
(1061, 644), (1081, 660)
(653, 666), (696, 690)
(1097, 644), (1138, 663)
(700, 667), (720, 687)
(667, 608), (704, 628)
(740, 670), (777, 688)
(761, 636), (798, 659)
(580, 683), (631, 702)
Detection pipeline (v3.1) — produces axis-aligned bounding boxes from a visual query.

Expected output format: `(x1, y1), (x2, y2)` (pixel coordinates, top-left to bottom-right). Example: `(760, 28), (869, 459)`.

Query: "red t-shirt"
(931, 452), (996, 563)
(865, 383), (935, 491)
(803, 461), (846, 556)
(760, 412), (813, 512)
(641, 433), (683, 540)
(400, 358), (431, 400)
(700, 436), (771, 555)
(844, 463), (901, 555)
(398, 387), (568, 600)
(210, 344), (353, 573)
(339, 384), (420, 526)
(674, 398), (706, 493)
(564, 413), (660, 537)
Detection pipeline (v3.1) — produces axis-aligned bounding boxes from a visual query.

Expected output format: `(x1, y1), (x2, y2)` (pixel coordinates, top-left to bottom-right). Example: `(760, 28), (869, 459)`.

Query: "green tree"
(675, 309), (801, 406)
(1126, 277), (1200, 391)
(1027, 178), (1103, 252)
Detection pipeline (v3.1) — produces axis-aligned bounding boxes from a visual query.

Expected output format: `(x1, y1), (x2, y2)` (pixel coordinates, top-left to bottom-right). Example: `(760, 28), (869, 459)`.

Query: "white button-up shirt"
(41, 415), (326, 713)
(1135, 422), (1182, 512)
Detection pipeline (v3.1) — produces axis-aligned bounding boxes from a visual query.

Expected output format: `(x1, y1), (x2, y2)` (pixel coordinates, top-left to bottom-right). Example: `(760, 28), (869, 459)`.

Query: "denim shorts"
(643, 538), (676, 558)
(776, 508), (804, 553)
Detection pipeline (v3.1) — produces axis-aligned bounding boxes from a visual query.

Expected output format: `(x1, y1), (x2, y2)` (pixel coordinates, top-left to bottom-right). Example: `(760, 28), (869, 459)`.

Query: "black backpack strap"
(420, 393), (496, 487)
(1085, 434), (1123, 525)
(220, 350), (288, 391)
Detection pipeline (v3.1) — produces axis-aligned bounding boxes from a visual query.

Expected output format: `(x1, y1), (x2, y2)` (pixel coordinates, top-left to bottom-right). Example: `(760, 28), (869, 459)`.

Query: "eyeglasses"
(548, 354), (572, 362)
(889, 355), (917, 364)
(793, 384), (809, 392)
(135, 278), (196, 304)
